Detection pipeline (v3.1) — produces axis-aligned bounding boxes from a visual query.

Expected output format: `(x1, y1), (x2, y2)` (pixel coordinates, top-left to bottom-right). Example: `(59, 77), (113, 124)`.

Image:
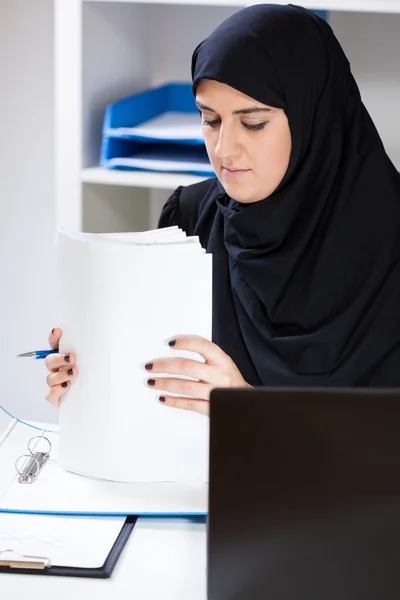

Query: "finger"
(166, 335), (232, 368)
(145, 358), (226, 386)
(158, 395), (209, 416)
(146, 377), (213, 401)
(46, 365), (78, 388)
(48, 327), (62, 350)
(45, 383), (69, 407)
(45, 352), (76, 373)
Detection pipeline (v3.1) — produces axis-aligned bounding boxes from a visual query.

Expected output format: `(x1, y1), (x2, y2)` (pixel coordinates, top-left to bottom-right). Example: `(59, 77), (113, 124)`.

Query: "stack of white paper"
(56, 227), (212, 485)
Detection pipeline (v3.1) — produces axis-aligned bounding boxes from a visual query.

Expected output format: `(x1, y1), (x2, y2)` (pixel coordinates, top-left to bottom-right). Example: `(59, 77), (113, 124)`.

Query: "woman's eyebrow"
(233, 107), (272, 115)
(195, 101), (217, 112)
(195, 101), (272, 115)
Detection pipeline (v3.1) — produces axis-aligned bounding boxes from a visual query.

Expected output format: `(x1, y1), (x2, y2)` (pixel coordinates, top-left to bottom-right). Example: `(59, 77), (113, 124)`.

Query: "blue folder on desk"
(0, 406), (208, 518)
(100, 82), (214, 176)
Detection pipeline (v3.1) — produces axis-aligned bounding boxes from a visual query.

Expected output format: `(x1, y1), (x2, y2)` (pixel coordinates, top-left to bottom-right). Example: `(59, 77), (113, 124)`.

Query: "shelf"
(84, 0), (400, 14)
(81, 167), (209, 189)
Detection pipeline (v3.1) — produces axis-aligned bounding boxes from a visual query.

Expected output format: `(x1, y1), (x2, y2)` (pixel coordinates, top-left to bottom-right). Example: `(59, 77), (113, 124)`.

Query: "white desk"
(0, 418), (207, 599)
(0, 517), (207, 600)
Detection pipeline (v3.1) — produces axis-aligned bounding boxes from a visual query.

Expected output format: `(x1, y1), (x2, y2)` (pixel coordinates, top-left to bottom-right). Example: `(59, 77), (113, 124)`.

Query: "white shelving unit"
(55, 0), (400, 232)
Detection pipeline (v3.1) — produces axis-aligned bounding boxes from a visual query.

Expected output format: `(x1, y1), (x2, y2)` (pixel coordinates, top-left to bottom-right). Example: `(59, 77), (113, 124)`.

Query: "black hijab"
(190, 4), (400, 387)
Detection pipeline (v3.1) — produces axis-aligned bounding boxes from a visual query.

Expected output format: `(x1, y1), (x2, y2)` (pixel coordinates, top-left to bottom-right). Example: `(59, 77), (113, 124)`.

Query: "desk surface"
(0, 517), (207, 600)
(0, 419), (207, 600)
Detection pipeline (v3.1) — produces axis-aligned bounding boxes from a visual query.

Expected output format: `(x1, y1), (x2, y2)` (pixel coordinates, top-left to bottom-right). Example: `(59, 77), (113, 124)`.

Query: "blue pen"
(16, 349), (59, 360)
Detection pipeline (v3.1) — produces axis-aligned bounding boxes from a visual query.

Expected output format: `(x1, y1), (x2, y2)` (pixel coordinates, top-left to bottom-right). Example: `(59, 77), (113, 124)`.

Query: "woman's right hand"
(45, 327), (78, 406)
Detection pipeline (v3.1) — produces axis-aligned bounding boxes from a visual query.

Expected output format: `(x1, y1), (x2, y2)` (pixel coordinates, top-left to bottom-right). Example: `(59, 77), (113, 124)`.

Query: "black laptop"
(208, 387), (400, 600)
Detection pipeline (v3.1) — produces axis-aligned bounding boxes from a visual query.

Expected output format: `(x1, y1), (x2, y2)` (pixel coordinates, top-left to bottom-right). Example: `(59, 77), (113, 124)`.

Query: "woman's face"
(196, 79), (292, 203)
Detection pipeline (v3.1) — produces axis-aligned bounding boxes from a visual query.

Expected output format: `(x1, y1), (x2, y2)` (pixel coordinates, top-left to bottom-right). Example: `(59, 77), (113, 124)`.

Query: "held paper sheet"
(57, 228), (212, 484)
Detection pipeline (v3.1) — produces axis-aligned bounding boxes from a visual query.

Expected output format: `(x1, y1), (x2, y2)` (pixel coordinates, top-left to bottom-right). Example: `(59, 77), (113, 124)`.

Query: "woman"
(45, 4), (400, 415)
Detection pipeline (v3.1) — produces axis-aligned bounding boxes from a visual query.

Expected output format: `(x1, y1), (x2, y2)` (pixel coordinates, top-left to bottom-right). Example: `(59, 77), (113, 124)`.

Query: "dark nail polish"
(145, 363), (153, 370)
(64, 355), (70, 363)
(51, 328), (55, 334)
(147, 379), (155, 386)
(168, 340), (176, 347)
(61, 381), (68, 388)
(67, 369), (73, 376)
(159, 396), (165, 403)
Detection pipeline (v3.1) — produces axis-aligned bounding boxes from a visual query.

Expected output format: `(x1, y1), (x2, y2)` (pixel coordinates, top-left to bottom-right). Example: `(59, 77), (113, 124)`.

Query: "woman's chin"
(221, 183), (265, 204)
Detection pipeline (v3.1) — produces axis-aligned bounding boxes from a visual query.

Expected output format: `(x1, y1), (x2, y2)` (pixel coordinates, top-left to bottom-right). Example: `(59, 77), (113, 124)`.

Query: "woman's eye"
(202, 118), (220, 128)
(201, 118), (268, 131)
(242, 122), (268, 131)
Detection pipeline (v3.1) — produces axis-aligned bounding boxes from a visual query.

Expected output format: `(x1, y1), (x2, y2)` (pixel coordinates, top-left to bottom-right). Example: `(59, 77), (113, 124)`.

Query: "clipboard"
(0, 515), (136, 578)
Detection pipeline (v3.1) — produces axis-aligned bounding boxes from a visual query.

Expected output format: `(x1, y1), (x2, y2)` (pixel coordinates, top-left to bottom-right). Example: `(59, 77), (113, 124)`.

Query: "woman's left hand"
(144, 335), (251, 416)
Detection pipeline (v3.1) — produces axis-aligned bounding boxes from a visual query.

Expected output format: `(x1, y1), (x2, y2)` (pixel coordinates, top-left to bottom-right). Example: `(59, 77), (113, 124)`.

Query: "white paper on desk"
(107, 112), (203, 142)
(0, 513), (125, 568)
(56, 228), (212, 484)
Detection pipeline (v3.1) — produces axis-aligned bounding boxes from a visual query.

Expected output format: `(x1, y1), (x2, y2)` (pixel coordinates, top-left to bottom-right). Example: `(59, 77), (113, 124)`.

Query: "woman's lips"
(221, 167), (251, 179)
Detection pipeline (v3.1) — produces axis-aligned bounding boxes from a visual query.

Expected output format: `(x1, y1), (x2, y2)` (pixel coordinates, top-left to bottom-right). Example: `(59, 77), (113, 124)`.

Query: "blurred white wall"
(331, 11), (400, 168)
(0, 0), (58, 423)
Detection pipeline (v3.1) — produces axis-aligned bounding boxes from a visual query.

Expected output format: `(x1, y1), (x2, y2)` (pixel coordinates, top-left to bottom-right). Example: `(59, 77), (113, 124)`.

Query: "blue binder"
(0, 405), (207, 518)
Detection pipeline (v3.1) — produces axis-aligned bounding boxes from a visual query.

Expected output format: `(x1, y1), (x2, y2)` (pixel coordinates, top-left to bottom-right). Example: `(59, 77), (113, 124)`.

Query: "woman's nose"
(214, 125), (241, 159)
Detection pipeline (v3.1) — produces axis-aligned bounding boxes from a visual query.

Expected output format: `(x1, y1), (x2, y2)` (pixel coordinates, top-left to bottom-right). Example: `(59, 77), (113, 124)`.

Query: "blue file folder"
(0, 405), (207, 518)
(100, 82), (214, 176)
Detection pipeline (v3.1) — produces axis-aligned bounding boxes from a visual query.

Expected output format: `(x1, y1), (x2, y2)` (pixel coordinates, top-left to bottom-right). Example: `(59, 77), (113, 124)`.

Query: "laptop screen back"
(208, 387), (400, 600)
